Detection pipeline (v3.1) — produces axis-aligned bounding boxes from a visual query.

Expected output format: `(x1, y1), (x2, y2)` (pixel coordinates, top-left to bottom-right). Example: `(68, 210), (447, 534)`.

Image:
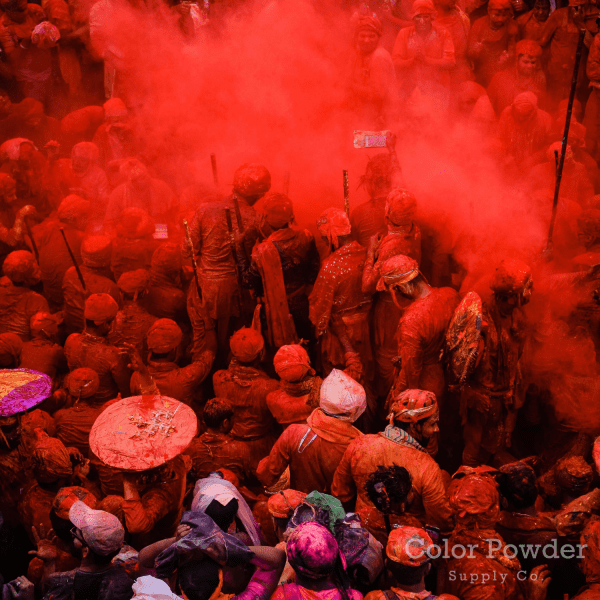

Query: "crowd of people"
(1, 0), (600, 598)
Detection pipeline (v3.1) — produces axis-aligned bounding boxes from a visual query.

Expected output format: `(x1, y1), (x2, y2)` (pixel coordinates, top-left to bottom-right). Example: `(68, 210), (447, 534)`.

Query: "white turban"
(132, 576), (183, 600)
(319, 369), (366, 423)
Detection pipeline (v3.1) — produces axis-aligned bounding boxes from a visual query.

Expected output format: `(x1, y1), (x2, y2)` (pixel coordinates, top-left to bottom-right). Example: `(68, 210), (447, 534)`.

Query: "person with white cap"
(256, 369), (365, 495)
(33, 501), (132, 600)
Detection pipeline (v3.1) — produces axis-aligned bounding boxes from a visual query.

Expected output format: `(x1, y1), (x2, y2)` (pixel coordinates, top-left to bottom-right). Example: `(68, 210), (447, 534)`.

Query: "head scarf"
(57, 195), (91, 223)
(316, 208), (351, 249)
(363, 153), (393, 187)
(151, 243), (181, 276)
(84, 293), (119, 324)
(81, 235), (112, 268)
(0, 333), (22, 367)
(67, 368), (100, 399)
(356, 15), (383, 36)
(229, 328), (264, 363)
(192, 474), (261, 545)
(498, 462), (537, 508)
(376, 254), (419, 291)
(32, 429), (72, 484)
(457, 81), (487, 105)
(132, 576), (183, 600)
(0, 138), (35, 162)
(319, 369), (366, 423)
(287, 521), (346, 580)
(516, 39), (542, 58)
(273, 344), (313, 382)
(146, 319), (182, 353)
(411, 0), (437, 17)
(3, 250), (40, 284)
(72, 141), (100, 163)
(262, 192), (294, 228)
(385, 188), (417, 226)
(555, 456), (593, 492)
(449, 474), (500, 530)
(232, 164), (271, 197)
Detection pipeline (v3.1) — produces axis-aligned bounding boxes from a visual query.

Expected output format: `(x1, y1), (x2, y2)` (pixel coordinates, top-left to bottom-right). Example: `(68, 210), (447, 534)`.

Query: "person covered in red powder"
(184, 397), (258, 483)
(332, 389), (453, 534)
(310, 207), (372, 382)
(36, 194), (90, 311)
(434, 0), (472, 84)
(0, 250), (49, 341)
(445, 473), (551, 600)
(0, 172), (36, 268)
(213, 327), (279, 465)
(377, 254), (459, 406)
(129, 318), (214, 411)
(92, 98), (138, 167)
(460, 259), (532, 467)
(267, 344), (321, 428)
(350, 133), (402, 248)
(236, 192), (320, 348)
(365, 526), (459, 600)
(271, 521), (362, 600)
(576, 520), (600, 600)
(487, 39), (547, 116)
(362, 189), (422, 400)
(497, 91), (552, 171)
(257, 368), (365, 495)
(62, 234), (120, 336)
(183, 163), (269, 361)
(19, 311), (66, 379)
(392, 0), (456, 104)
(517, 0), (551, 47)
(468, 0), (518, 87)
(64, 293), (131, 404)
(584, 28), (600, 163)
(347, 15), (398, 128)
(104, 158), (175, 229)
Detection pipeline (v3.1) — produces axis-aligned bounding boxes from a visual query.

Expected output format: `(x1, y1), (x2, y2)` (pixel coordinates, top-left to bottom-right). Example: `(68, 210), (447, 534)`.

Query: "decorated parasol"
(89, 395), (197, 471)
(0, 368), (52, 417)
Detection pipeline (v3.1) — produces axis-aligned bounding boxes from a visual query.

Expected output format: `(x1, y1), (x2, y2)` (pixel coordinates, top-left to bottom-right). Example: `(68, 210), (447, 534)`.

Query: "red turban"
(274, 344), (313, 382)
(387, 526), (434, 566)
(67, 368), (100, 399)
(72, 141), (100, 163)
(60, 106), (104, 137)
(117, 269), (149, 296)
(233, 164), (271, 198)
(356, 16), (383, 36)
(262, 192), (294, 228)
(151, 243), (181, 275)
(411, 0), (437, 17)
(3, 250), (40, 285)
(385, 188), (417, 226)
(488, 0), (512, 9)
(116, 207), (154, 239)
(449, 474), (500, 529)
(489, 258), (532, 294)
(31, 21), (60, 45)
(316, 208), (351, 248)
(268, 490), (307, 519)
(146, 319), (182, 353)
(103, 98), (128, 120)
(84, 293), (119, 324)
(377, 254), (419, 291)
(32, 429), (73, 484)
(53, 486), (97, 520)
(81, 235), (112, 268)
(30, 312), (60, 338)
(58, 195), (91, 223)
(516, 39), (542, 58)
(513, 91), (538, 109)
(230, 328), (264, 363)
(388, 389), (437, 423)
